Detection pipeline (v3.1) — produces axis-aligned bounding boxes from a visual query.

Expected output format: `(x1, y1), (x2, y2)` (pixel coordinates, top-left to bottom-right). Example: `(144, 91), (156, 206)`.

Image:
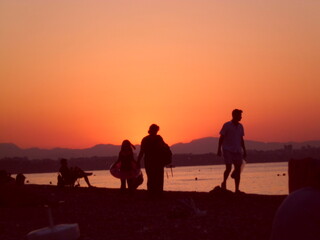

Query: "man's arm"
(217, 135), (224, 157)
(241, 137), (247, 159)
(137, 150), (144, 164)
(137, 139), (144, 165)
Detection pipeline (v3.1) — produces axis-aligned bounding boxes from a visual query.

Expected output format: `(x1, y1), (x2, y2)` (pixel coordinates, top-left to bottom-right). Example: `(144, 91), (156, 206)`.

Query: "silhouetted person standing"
(217, 109), (247, 193)
(138, 124), (168, 196)
(116, 140), (137, 191)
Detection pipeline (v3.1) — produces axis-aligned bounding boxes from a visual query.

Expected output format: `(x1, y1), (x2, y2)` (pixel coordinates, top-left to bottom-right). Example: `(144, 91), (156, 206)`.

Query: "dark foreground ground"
(0, 185), (286, 240)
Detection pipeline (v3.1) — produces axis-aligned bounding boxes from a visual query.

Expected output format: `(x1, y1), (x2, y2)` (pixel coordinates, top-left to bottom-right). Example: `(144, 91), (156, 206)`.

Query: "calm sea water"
(20, 162), (288, 195)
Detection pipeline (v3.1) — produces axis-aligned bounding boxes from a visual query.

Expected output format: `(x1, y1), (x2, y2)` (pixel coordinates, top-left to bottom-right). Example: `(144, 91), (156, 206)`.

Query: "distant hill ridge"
(1, 137), (320, 159)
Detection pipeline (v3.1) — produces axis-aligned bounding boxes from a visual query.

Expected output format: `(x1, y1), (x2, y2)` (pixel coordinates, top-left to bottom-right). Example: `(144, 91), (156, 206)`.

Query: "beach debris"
(27, 204), (80, 240)
(209, 185), (234, 197)
(168, 198), (207, 219)
(277, 173), (286, 176)
(27, 223), (80, 240)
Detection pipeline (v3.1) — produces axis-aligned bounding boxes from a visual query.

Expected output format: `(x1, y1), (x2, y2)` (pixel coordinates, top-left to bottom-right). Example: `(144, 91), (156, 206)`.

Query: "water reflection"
(20, 162), (288, 195)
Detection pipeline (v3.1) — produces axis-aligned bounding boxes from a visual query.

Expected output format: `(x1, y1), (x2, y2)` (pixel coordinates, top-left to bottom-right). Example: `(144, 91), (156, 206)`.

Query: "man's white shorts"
(223, 150), (242, 165)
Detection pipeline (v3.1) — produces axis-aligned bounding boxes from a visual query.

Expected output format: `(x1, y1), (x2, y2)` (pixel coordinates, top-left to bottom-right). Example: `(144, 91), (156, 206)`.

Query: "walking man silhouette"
(217, 109), (247, 193)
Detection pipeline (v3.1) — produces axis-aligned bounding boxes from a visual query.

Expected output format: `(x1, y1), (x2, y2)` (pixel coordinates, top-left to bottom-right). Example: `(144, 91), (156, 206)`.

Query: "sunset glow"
(1, 1), (319, 148)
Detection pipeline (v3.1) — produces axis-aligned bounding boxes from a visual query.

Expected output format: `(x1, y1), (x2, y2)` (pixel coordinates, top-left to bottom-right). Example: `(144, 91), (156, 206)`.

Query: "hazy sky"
(1, 0), (319, 148)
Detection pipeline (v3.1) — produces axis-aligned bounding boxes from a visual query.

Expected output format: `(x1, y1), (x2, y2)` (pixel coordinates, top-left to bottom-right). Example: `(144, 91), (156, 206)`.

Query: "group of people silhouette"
(57, 109), (247, 195)
(0, 109), (246, 197)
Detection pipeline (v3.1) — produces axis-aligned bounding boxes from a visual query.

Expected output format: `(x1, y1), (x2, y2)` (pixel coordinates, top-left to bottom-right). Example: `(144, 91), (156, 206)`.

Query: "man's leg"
(74, 167), (93, 187)
(120, 179), (126, 190)
(145, 166), (151, 191)
(81, 173), (93, 187)
(154, 167), (164, 194)
(83, 175), (93, 187)
(233, 163), (242, 192)
(221, 163), (232, 189)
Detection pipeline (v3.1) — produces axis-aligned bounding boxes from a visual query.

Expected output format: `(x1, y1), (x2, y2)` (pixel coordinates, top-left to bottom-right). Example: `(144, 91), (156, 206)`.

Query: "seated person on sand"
(58, 158), (93, 187)
(0, 170), (15, 186)
(15, 173), (26, 186)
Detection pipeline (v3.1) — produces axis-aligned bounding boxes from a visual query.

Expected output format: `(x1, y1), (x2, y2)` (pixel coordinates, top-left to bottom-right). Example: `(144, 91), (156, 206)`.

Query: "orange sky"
(1, 1), (320, 148)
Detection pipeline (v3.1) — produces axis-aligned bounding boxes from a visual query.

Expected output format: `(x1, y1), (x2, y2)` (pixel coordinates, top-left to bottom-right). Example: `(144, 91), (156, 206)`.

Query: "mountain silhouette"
(170, 137), (320, 154)
(1, 138), (320, 159)
(0, 143), (121, 159)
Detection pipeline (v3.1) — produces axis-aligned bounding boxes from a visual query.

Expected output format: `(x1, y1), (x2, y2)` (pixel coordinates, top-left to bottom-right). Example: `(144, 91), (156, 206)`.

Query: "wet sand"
(0, 184), (286, 240)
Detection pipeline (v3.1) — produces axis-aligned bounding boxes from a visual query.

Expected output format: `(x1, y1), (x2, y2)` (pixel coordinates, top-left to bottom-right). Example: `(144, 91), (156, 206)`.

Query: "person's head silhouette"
(148, 124), (159, 135)
(121, 139), (135, 152)
(232, 109), (243, 123)
(60, 158), (68, 166)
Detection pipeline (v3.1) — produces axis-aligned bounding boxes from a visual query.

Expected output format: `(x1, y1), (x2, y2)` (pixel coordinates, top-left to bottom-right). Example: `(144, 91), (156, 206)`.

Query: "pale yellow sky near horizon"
(1, 0), (320, 148)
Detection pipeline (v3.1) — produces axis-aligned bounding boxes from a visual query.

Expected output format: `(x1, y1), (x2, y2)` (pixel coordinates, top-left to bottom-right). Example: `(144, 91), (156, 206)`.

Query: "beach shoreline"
(1, 184), (286, 240)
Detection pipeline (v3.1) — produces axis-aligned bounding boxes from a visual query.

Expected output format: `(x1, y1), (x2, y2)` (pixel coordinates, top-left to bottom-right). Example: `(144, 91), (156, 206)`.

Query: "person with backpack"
(137, 124), (172, 196)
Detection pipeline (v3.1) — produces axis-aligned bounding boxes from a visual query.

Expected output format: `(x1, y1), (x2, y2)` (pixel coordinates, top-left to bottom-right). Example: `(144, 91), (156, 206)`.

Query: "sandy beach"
(0, 184), (286, 240)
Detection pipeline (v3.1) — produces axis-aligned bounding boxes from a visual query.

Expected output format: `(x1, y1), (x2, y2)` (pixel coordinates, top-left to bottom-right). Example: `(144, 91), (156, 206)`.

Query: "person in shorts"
(217, 109), (247, 193)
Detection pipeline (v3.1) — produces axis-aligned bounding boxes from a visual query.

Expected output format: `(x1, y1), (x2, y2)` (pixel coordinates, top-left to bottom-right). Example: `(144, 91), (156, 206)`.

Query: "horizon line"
(1, 137), (320, 150)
